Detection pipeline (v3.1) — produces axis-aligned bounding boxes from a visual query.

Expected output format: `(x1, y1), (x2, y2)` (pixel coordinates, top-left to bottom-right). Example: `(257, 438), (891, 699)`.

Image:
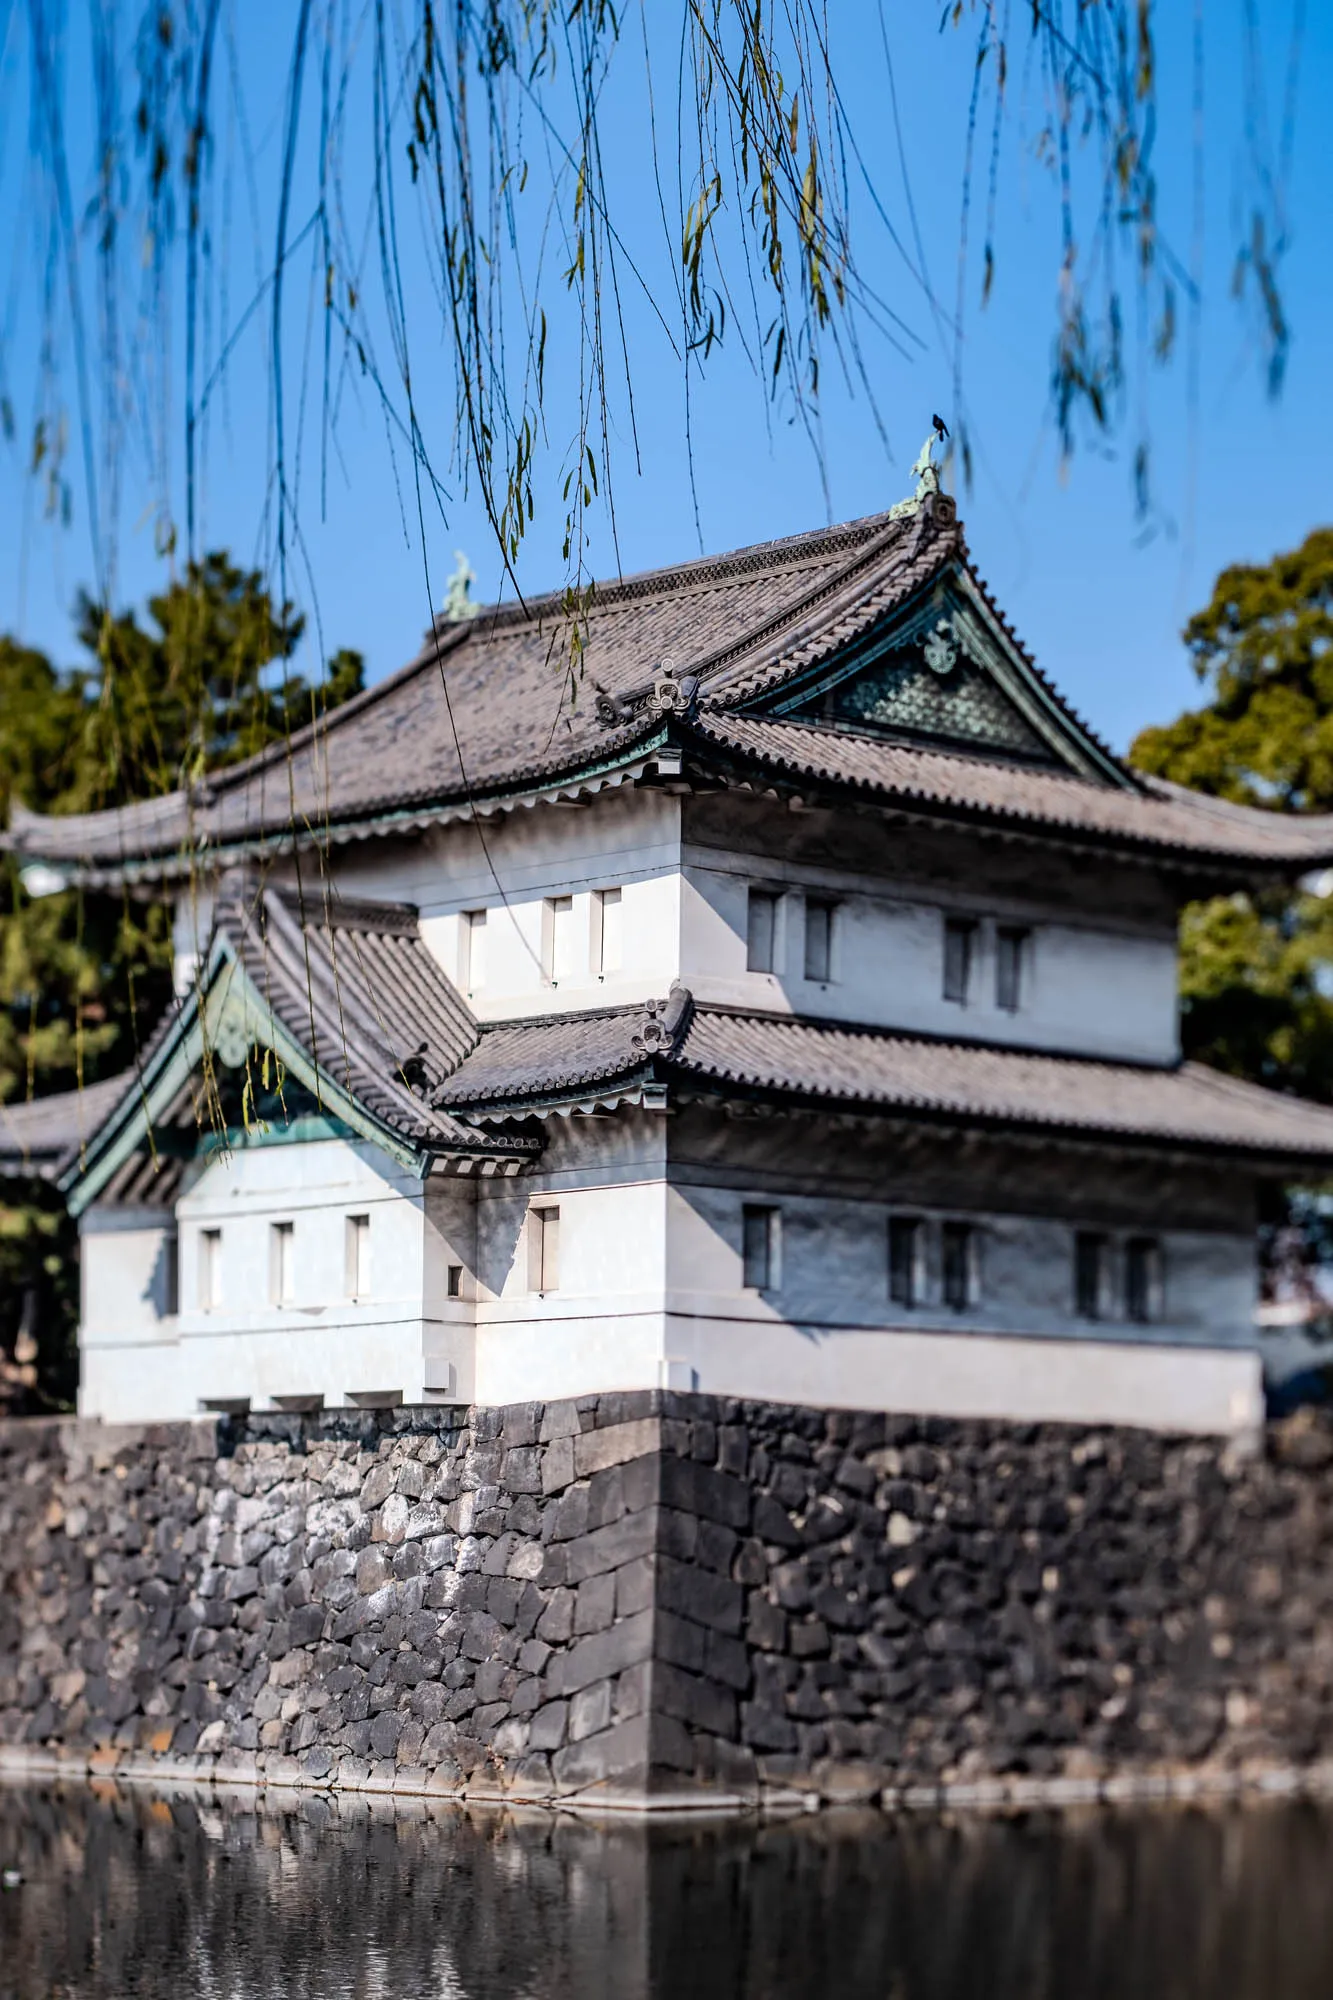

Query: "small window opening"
(941, 1220), (975, 1312)
(345, 1214), (370, 1299)
(162, 1232), (180, 1317)
(542, 896), (578, 984)
(446, 1263), (464, 1299)
(198, 1228), (222, 1312)
(459, 909), (487, 991)
(804, 897), (836, 983)
(1075, 1231), (1108, 1321)
(742, 1204), (779, 1290)
(888, 1216), (921, 1309)
(1125, 1236), (1162, 1324)
(593, 887), (623, 976)
(943, 917), (976, 1005)
(529, 1205), (561, 1293)
(270, 1221), (295, 1306)
(995, 926), (1029, 1013)
(747, 890), (780, 974)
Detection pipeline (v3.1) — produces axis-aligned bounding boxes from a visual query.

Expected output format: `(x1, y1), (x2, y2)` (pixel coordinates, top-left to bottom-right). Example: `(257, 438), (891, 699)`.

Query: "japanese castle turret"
(9, 459), (1333, 1438)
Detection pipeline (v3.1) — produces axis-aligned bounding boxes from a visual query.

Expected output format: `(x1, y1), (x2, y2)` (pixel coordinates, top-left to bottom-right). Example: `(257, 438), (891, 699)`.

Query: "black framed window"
(747, 890), (779, 973)
(742, 1204), (779, 1289)
(943, 917), (976, 1004)
(995, 926), (1029, 1013)
(1125, 1237), (1161, 1323)
(888, 1216), (921, 1308)
(1075, 1231), (1108, 1320)
(804, 898), (836, 982)
(942, 1221), (974, 1311)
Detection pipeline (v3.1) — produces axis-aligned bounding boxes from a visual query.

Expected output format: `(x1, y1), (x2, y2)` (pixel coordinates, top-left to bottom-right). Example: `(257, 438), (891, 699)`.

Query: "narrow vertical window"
(162, 1233), (180, 1318)
(459, 909), (487, 991)
(529, 1205), (561, 1293)
(345, 1214), (370, 1299)
(942, 1221), (974, 1311)
(446, 1263), (464, 1299)
(742, 1204), (779, 1290)
(542, 896), (577, 983)
(198, 1228), (222, 1311)
(270, 1221), (295, 1306)
(943, 917), (976, 1005)
(995, 926), (1029, 1013)
(1075, 1231), (1108, 1320)
(747, 890), (779, 973)
(592, 887), (623, 975)
(804, 897), (836, 983)
(1125, 1237), (1162, 1324)
(888, 1216), (921, 1308)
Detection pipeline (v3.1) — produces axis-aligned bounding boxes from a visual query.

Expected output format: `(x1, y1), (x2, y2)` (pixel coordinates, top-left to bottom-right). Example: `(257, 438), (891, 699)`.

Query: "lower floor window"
(742, 1204), (780, 1290)
(1125, 1235), (1162, 1323)
(888, 1215), (921, 1308)
(941, 1220), (975, 1312)
(1075, 1231), (1108, 1320)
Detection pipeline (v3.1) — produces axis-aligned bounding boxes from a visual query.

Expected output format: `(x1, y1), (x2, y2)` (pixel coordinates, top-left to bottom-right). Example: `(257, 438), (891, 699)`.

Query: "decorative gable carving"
(762, 576), (1114, 778)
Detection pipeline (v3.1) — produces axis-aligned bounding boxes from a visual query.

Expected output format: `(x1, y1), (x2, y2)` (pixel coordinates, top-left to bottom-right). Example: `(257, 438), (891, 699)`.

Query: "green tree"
(0, 556), (364, 1410)
(1130, 529), (1333, 1099)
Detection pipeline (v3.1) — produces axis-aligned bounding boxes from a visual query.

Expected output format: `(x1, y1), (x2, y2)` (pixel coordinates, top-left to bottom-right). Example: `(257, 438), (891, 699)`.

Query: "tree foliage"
(1130, 529), (1333, 1099)
(0, 557), (364, 1410)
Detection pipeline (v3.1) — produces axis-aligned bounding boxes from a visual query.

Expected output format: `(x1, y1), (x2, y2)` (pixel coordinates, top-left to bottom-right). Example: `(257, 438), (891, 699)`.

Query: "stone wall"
(3, 1392), (1333, 1807)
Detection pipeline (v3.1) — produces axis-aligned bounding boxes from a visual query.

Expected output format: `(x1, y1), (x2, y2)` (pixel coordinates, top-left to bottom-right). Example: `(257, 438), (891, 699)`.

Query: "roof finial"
(444, 551), (480, 622)
(888, 417), (951, 522)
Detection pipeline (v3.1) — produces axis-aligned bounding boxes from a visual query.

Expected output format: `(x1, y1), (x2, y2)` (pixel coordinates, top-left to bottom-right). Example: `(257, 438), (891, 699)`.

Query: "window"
(804, 897), (836, 983)
(941, 1221), (975, 1312)
(162, 1233), (180, 1317)
(888, 1216), (921, 1308)
(1075, 1231), (1108, 1320)
(270, 1221), (295, 1306)
(345, 1214), (370, 1299)
(446, 1263), (464, 1299)
(198, 1228), (222, 1311)
(943, 917), (976, 1004)
(542, 896), (578, 984)
(742, 1204), (780, 1290)
(1125, 1236), (1162, 1324)
(747, 890), (780, 974)
(592, 887), (623, 976)
(459, 909), (487, 991)
(529, 1205), (561, 1293)
(995, 926), (1029, 1013)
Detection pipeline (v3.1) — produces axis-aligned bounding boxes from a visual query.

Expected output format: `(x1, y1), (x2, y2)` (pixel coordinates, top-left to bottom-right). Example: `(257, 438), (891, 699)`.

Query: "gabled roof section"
(0, 1074), (136, 1183)
(60, 880), (535, 1214)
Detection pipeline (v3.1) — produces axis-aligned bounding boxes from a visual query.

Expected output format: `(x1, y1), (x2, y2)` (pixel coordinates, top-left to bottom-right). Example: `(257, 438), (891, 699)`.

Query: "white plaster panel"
(80, 1209), (177, 1340)
(80, 1343), (185, 1424)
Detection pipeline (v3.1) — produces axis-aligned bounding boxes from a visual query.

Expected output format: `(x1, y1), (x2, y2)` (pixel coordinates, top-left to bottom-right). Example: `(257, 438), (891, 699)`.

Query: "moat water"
(2, 1782), (1332, 1998)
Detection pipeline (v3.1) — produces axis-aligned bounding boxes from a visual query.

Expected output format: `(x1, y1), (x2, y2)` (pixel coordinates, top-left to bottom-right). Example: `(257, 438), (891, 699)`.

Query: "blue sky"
(0, 3), (1327, 755)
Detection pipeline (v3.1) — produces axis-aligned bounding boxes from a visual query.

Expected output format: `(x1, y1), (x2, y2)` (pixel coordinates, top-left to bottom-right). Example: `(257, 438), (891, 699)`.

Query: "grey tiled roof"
(442, 998), (1333, 1163)
(0, 1074), (137, 1179)
(690, 715), (1333, 867)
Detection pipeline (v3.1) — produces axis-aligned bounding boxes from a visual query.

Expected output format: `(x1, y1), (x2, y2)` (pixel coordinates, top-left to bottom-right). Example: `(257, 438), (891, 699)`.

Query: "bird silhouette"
(932, 413), (950, 442)
(399, 1043), (431, 1093)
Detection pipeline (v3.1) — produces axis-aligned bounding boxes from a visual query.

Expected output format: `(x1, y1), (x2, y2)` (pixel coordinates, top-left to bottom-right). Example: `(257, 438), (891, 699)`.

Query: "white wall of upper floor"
(179, 782), (1182, 1061)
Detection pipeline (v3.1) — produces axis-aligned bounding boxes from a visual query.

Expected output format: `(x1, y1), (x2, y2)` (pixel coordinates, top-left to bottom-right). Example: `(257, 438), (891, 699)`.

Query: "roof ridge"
(684, 1002), (1182, 1072)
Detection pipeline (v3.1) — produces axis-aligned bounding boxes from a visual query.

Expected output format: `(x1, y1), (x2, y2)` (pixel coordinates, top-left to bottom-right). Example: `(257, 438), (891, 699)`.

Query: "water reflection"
(2, 1781), (1332, 2000)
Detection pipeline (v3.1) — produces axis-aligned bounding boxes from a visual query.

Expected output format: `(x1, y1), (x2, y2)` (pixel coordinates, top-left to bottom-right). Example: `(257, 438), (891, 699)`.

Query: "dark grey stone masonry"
(3, 1394), (1333, 1806)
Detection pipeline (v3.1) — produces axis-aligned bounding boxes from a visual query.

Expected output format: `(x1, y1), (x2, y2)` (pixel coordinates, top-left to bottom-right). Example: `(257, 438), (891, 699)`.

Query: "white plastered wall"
(79, 1207), (182, 1422)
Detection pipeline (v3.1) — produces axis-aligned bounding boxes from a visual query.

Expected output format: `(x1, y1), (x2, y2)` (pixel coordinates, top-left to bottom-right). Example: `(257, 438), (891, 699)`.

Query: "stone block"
(574, 1572), (617, 1635)
(565, 1507), (657, 1584)
(551, 1713), (652, 1792)
(657, 1557), (744, 1636)
(573, 1419), (660, 1480)
(539, 1400), (582, 1444)
(655, 1663), (736, 1738)
(614, 1557), (656, 1620)
(536, 1590), (575, 1645)
(540, 1437), (576, 1496)
(549, 1609), (654, 1696)
(569, 1680), (614, 1743)
(659, 1455), (752, 1530)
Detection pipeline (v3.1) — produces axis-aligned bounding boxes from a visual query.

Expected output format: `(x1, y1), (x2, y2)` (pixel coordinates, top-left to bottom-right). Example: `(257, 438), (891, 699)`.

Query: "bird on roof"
(932, 413), (950, 442)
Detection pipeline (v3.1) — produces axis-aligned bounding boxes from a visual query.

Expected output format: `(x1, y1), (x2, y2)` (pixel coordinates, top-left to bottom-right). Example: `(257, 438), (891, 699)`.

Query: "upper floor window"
(529, 1204), (561, 1294)
(742, 1204), (780, 1290)
(804, 897), (837, 984)
(345, 1213), (370, 1300)
(592, 887), (623, 976)
(446, 1262), (464, 1299)
(1075, 1231), (1109, 1320)
(941, 1220), (977, 1311)
(943, 917), (976, 1005)
(1125, 1236), (1162, 1324)
(888, 1215), (922, 1308)
(459, 909), (487, 991)
(747, 890), (780, 974)
(995, 926), (1030, 1013)
(198, 1227), (222, 1312)
(269, 1221), (295, 1306)
(542, 896), (578, 984)
(162, 1233), (180, 1318)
